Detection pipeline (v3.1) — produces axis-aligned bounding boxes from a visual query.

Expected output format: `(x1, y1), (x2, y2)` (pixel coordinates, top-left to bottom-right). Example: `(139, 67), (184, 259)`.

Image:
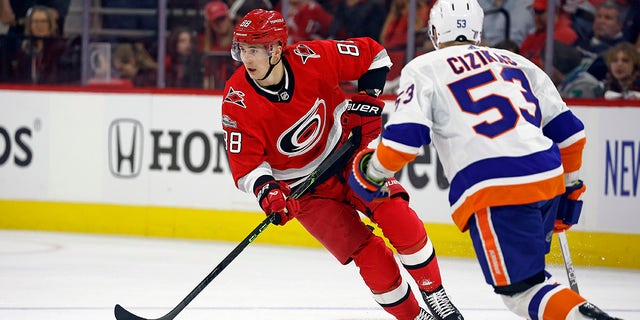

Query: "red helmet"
(232, 9), (288, 47)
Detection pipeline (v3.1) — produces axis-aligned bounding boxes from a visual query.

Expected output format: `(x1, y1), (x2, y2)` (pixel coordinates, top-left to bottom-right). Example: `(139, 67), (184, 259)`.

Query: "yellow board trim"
(1, 200), (638, 269)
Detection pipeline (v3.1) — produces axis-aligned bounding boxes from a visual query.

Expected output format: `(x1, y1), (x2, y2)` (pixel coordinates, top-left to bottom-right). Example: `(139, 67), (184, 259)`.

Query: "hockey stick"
(557, 230), (579, 293)
(114, 134), (358, 320)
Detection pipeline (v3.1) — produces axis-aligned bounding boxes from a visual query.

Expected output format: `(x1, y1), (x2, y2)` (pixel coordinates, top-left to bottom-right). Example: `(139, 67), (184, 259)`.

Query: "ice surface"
(0, 230), (637, 320)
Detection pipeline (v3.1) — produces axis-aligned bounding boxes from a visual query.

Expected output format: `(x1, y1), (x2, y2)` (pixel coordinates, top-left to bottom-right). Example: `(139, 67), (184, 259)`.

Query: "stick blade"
(114, 304), (150, 320)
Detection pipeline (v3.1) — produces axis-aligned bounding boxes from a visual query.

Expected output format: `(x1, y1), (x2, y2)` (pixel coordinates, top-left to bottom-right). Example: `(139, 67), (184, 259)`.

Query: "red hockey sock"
(365, 197), (444, 292)
(369, 277), (422, 320)
(399, 237), (443, 292)
(352, 236), (421, 320)
(384, 301), (421, 320)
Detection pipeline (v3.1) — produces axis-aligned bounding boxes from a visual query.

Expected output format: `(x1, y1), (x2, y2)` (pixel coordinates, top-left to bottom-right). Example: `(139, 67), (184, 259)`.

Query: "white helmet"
(428, 0), (484, 49)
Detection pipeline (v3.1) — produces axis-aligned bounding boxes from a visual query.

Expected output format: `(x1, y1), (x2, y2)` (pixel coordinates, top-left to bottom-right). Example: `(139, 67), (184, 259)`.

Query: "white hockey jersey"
(377, 44), (586, 231)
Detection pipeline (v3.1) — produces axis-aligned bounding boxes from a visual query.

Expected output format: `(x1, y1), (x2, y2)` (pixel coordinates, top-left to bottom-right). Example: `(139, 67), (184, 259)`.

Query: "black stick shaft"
(115, 213), (276, 320)
(114, 134), (357, 320)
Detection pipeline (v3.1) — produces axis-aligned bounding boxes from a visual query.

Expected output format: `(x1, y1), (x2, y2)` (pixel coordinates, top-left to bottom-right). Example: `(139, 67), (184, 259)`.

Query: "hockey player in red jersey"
(350, 1), (622, 320)
(221, 9), (463, 320)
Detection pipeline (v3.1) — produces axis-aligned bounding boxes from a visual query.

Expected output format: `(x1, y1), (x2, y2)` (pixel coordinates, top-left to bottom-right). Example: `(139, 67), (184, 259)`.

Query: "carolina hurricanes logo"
(293, 44), (321, 64)
(277, 98), (327, 156)
(224, 87), (246, 108)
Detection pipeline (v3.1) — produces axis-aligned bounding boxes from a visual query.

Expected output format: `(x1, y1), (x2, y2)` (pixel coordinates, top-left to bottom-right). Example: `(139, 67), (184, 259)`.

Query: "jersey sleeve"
(529, 60), (586, 177)
(374, 58), (433, 172)
(313, 37), (392, 82)
(221, 96), (273, 195)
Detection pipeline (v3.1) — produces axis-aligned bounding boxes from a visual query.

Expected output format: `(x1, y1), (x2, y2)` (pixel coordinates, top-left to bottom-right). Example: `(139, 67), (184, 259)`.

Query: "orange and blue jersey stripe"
(449, 144), (566, 231)
(542, 110), (586, 172)
(377, 122), (430, 171)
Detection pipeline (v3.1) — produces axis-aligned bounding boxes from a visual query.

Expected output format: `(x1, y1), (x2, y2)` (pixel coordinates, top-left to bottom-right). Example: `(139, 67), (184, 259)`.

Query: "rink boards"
(0, 86), (639, 269)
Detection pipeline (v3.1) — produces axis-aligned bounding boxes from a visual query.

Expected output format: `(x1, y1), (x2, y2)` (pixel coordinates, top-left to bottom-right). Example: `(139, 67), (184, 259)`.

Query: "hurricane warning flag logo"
(294, 44), (320, 64)
(224, 87), (246, 108)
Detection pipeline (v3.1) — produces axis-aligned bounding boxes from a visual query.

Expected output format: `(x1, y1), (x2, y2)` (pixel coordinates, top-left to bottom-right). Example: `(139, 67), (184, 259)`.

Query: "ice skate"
(421, 286), (464, 320)
(415, 308), (437, 320)
(579, 302), (623, 320)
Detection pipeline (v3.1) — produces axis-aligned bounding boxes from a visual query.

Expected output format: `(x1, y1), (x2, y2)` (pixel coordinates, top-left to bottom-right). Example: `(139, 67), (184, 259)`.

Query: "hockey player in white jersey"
(349, 0), (623, 319)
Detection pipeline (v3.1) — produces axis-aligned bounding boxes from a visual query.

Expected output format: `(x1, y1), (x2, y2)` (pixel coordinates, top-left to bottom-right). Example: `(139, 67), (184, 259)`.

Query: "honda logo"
(108, 119), (143, 178)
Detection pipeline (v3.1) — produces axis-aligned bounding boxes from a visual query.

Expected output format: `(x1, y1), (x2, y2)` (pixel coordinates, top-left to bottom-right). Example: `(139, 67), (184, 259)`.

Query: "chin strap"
(259, 49), (282, 81)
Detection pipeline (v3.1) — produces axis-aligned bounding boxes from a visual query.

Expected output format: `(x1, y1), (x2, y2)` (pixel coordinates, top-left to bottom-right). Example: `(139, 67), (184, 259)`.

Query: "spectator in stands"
(0, 0), (68, 36)
(13, 5), (65, 84)
(0, 0), (68, 81)
(112, 42), (157, 87)
(166, 26), (203, 88)
(478, 0), (534, 47)
(327, 0), (386, 41)
(203, 1), (234, 51)
(562, 0), (596, 45)
(578, 1), (625, 50)
(519, 0), (578, 68)
(577, 1), (627, 81)
(542, 40), (603, 98)
(202, 0), (239, 89)
(48, 0), (69, 35)
(603, 41), (640, 99)
(379, 0), (431, 87)
(281, 0), (333, 43)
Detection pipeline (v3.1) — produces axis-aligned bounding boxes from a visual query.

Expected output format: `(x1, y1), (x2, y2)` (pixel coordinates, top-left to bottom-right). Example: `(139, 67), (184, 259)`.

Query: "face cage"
(231, 42), (276, 62)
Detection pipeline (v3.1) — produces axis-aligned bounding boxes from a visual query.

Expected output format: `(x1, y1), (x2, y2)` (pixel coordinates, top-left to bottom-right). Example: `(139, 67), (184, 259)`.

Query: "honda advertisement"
(0, 89), (638, 234)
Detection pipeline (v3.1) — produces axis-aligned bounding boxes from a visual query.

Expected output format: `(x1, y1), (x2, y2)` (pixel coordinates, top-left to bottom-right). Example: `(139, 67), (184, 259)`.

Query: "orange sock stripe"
(543, 288), (587, 320)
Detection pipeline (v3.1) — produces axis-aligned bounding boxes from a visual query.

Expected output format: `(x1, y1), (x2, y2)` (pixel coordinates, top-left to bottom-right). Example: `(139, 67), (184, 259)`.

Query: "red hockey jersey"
(221, 37), (391, 194)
